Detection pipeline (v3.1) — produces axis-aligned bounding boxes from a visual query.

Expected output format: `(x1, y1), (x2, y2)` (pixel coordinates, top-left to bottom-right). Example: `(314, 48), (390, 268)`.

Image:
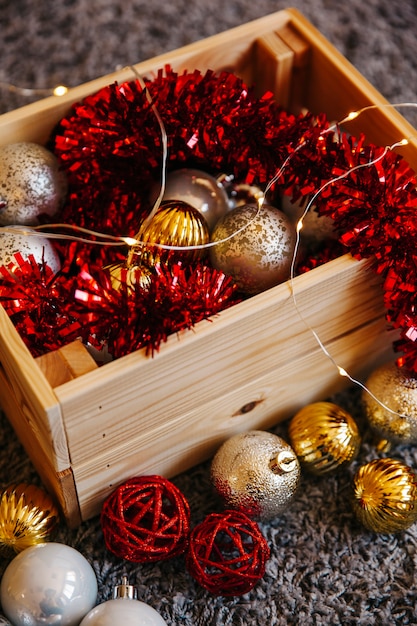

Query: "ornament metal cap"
(269, 450), (298, 474)
(113, 576), (138, 600)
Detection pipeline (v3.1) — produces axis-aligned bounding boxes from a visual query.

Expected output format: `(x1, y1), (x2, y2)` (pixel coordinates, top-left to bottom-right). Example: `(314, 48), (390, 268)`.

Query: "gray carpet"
(2, 1), (417, 624)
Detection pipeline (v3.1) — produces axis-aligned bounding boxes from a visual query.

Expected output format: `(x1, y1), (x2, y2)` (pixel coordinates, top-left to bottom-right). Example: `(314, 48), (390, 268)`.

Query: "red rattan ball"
(186, 509), (270, 596)
(101, 475), (191, 562)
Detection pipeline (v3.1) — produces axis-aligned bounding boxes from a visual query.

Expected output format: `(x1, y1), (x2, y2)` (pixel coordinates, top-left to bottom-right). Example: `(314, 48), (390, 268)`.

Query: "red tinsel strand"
(8, 66), (417, 372)
(0, 254), (85, 356)
(100, 475), (191, 563)
(186, 509), (270, 596)
(73, 262), (239, 358)
(52, 68), (330, 234)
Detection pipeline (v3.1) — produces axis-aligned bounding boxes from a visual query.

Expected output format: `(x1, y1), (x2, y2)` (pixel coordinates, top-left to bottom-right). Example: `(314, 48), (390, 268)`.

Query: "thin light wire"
(288, 139), (411, 419)
(1, 88), (415, 417)
(0, 81), (68, 98)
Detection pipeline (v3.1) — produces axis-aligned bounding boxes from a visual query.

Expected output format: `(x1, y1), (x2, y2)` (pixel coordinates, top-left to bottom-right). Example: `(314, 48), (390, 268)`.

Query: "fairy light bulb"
(79, 576), (168, 625)
(52, 85), (68, 97)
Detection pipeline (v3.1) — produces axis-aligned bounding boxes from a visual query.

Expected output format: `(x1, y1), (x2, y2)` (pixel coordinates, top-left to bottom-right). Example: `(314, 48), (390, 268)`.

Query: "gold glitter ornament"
(210, 430), (300, 521)
(136, 200), (210, 266)
(351, 458), (417, 533)
(362, 361), (417, 449)
(0, 484), (59, 555)
(288, 402), (361, 474)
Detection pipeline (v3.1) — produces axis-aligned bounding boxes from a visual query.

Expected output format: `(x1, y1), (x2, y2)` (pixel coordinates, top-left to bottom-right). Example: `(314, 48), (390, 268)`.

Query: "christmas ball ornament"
(101, 475), (191, 562)
(136, 200), (210, 266)
(362, 361), (417, 448)
(186, 509), (270, 596)
(0, 483), (59, 555)
(210, 203), (296, 294)
(0, 142), (67, 225)
(106, 261), (153, 293)
(211, 430), (300, 521)
(217, 174), (266, 210)
(280, 194), (337, 244)
(351, 458), (417, 533)
(160, 168), (230, 231)
(0, 542), (98, 626)
(0, 226), (61, 274)
(288, 402), (361, 474)
(79, 576), (168, 625)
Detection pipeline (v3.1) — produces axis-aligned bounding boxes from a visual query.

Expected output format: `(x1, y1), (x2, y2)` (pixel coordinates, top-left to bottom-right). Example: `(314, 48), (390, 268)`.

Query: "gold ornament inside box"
(0, 8), (415, 527)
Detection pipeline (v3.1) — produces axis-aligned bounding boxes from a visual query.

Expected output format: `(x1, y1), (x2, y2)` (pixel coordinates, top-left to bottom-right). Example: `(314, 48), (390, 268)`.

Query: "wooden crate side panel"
(0, 10), (292, 148)
(54, 255), (387, 465)
(0, 308), (70, 472)
(73, 315), (394, 520)
(286, 9), (417, 169)
(0, 368), (81, 527)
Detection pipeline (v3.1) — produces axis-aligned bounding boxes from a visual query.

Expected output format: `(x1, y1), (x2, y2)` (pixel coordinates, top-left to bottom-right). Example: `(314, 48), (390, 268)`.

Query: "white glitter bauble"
(0, 226), (61, 274)
(211, 430), (300, 521)
(0, 142), (67, 226)
(210, 203), (296, 294)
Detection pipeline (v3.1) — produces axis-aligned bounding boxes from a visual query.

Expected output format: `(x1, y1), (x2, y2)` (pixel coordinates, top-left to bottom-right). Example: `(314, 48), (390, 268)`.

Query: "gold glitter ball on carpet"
(351, 458), (417, 533)
(363, 361), (417, 449)
(288, 401), (361, 474)
(0, 484), (59, 555)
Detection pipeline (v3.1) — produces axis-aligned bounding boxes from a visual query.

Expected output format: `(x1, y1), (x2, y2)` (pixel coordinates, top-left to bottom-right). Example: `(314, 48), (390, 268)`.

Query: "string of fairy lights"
(1, 75), (417, 421)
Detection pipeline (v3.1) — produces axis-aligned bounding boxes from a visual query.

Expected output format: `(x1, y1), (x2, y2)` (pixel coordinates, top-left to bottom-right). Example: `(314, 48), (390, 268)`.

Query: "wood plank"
(254, 33), (294, 107)
(53, 254), (387, 467)
(0, 308), (70, 472)
(73, 315), (395, 520)
(0, 11), (291, 147)
(36, 340), (98, 388)
(286, 8), (417, 168)
(0, 368), (80, 526)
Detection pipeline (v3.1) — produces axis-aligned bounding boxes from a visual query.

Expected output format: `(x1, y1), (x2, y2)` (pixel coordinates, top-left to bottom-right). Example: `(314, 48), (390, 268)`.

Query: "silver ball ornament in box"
(0, 226), (61, 274)
(0, 142), (67, 225)
(160, 168), (230, 232)
(210, 203), (296, 294)
(211, 430), (300, 521)
(363, 361), (417, 448)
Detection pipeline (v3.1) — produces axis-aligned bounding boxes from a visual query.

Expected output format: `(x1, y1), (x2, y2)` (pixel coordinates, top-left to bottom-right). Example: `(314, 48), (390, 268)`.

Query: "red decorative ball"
(186, 509), (270, 596)
(100, 476), (190, 563)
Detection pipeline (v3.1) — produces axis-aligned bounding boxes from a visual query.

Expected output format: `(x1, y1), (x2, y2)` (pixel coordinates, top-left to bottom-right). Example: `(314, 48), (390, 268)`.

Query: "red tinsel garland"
(1, 66), (417, 371)
(74, 261), (239, 358)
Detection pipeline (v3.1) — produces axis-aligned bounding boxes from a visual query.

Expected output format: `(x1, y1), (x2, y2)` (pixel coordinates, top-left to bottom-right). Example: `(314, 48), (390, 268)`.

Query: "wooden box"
(0, 8), (414, 527)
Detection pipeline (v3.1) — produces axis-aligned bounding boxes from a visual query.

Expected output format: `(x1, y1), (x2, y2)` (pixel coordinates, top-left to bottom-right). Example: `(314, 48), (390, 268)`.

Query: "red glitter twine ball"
(101, 475), (191, 563)
(186, 509), (270, 596)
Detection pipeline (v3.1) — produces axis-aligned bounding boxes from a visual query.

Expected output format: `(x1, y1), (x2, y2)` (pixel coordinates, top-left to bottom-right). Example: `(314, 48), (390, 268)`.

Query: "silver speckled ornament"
(0, 142), (67, 226)
(160, 168), (230, 232)
(363, 361), (417, 448)
(210, 203), (296, 294)
(211, 430), (300, 521)
(0, 226), (61, 274)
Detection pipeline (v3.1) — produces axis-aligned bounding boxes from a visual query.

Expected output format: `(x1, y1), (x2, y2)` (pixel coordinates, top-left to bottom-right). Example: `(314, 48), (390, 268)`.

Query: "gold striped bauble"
(351, 458), (417, 533)
(136, 200), (210, 266)
(288, 401), (361, 474)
